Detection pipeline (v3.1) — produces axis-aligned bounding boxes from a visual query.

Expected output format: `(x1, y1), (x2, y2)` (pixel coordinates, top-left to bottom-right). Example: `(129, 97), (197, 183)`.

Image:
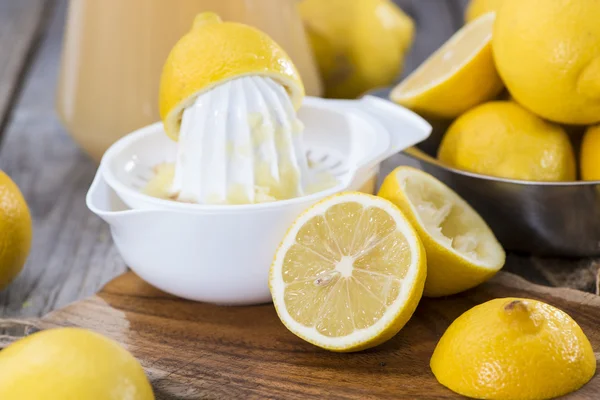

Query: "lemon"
(299, 0), (414, 99)
(438, 101), (576, 181)
(581, 125), (600, 181)
(269, 192), (426, 352)
(431, 298), (596, 400)
(0, 327), (154, 399)
(390, 13), (502, 118)
(378, 167), (505, 297)
(159, 12), (304, 141)
(493, 0), (600, 124)
(464, 0), (503, 23)
(0, 170), (32, 290)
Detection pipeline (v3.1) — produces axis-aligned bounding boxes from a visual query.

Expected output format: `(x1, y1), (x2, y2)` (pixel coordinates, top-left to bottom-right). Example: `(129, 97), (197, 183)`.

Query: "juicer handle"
(345, 95), (431, 179)
(310, 95), (431, 186)
(358, 95), (432, 165)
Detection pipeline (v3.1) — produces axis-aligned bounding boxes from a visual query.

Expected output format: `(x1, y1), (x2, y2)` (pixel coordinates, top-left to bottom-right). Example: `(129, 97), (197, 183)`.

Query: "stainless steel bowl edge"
(402, 148), (600, 257)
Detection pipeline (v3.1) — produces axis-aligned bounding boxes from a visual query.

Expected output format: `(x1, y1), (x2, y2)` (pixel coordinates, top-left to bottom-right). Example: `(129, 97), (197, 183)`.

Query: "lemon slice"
(269, 192), (426, 352)
(390, 12), (502, 118)
(378, 167), (505, 297)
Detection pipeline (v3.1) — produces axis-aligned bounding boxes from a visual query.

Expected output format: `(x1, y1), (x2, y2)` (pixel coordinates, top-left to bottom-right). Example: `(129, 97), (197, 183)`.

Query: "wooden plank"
(2, 270), (598, 399)
(0, 0), (50, 143)
(0, 0), (127, 318)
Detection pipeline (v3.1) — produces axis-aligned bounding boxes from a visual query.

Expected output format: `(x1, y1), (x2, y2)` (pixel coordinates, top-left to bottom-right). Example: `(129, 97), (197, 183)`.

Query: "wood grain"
(1, 271), (591, 399)
(0, 0), (126, 318)
(0, 0), (50, 143)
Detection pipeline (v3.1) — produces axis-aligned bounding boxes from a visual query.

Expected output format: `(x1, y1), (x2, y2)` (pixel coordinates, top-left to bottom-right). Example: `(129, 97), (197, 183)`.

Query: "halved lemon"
(269, 192), (426, 352)
(378, 167), (505, 297)
(159, 12), (305, 141)
(390, 12), (502, 118)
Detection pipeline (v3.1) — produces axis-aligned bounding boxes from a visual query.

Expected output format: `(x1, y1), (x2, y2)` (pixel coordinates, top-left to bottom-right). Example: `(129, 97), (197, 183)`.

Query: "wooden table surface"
(0, 0), (598, 319)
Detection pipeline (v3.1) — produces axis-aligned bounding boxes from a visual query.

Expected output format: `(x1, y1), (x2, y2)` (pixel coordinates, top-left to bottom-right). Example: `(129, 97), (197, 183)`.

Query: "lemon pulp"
(402, 173), (498, 265)
(271, 193), (426, 351)
(282, 202), (411, 336)
(379, 167), (505, 297)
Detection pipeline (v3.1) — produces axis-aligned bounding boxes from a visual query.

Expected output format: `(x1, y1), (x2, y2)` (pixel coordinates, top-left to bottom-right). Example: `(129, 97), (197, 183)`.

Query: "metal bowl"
(368, 88), (600, 257)
(402, 147), (600, 257)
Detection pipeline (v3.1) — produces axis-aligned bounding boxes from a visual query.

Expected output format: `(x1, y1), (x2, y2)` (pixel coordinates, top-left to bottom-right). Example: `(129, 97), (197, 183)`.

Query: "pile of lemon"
(391, 0), (600, 182)
(269, 3), (600, 392)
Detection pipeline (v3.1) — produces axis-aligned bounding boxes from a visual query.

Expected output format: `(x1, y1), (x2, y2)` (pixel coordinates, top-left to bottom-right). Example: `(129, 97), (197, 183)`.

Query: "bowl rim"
(99, 97), (394, 214)
(100, 122), (351, 214)
(366, 87), (600, 188)
(404, 150), (600, 187)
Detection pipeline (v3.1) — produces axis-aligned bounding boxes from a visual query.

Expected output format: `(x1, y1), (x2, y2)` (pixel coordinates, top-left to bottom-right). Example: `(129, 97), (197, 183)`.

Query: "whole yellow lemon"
(300, 0), (414, 99)
(464, 0), (504, 23)
(581, 124), (600, 181)
(438, 102), (576, 181)
(492, 0), (600, 124)
(0, 327), (154, 399)
(0, 170), (32, 290)
(431, 298), (596, 400)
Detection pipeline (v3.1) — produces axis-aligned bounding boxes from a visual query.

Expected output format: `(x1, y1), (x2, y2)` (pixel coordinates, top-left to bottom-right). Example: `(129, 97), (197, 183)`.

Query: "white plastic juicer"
(87, 95), (431, 305)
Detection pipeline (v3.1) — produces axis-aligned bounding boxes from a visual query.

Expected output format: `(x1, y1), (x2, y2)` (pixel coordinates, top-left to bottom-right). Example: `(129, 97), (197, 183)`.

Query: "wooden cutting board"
(1, 271), (599, 399)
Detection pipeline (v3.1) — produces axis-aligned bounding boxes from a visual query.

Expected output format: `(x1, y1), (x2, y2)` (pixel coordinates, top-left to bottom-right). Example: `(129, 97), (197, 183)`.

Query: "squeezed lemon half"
(270, 192), (426, 352)
(379, 167), (505, 297)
